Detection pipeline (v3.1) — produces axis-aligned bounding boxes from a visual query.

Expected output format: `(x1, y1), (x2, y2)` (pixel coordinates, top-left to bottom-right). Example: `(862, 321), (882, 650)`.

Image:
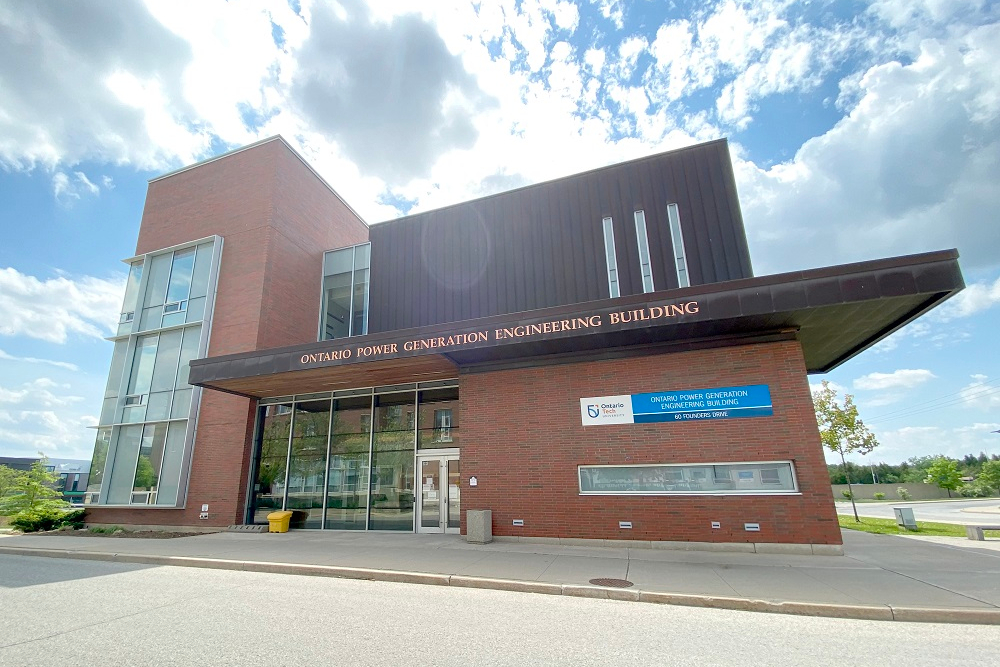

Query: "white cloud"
(937, 276), (1000, 320)
(0, 1), (208, 171)
(0, 377), (83, 408)
(737, 22), (1000, 274)
(960, 375), (1000, 410)
(854, 369), (937, 391)
(52, 169), (105, 204)
(0, 267), (125, 343)
(591, 0), (625, 30)
(0, 349), (79, 371)
(583, 47), (605, 75)
(869, 422), (1000, 463)
(0, 408), (97, 459)
(540, 0), (579, 32)
(809, 380), (848, 396)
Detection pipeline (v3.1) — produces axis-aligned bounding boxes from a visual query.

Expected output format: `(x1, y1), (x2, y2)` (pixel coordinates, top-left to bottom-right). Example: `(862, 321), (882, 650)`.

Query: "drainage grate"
(227, 524), (267, 533)
(589, 578), (634, 588)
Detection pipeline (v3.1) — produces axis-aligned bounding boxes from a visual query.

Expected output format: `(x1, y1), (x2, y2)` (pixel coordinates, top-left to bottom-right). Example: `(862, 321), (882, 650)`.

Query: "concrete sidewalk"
(2, 528), (999, 624)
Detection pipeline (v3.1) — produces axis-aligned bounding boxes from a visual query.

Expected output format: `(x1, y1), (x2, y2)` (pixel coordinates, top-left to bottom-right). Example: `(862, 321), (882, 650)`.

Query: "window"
(602, 217), (619, 297)
(760, 468), (781, 485)
(433, 409), (453, 442)
(118, 261), (144, 334)
(667, 203), (690, 288)
(578, 462), (798, 495)
(320, 243), (370, 340)
(634, 210), (654, 293)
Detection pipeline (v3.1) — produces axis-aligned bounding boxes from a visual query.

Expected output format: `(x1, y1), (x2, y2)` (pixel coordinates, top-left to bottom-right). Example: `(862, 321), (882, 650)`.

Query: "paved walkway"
(2, 529), (999, 624)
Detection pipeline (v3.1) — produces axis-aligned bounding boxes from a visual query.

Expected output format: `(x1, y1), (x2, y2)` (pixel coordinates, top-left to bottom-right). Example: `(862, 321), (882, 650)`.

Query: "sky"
(0, 0), (998, 468)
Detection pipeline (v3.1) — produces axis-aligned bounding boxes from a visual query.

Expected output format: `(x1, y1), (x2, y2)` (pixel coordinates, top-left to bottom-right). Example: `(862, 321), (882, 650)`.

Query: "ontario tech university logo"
(580, 395), (634, 425)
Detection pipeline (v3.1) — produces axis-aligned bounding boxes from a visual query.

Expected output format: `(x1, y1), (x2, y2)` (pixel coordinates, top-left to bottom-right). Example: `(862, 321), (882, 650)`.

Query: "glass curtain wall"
(369, 392), (416, 530)
(320, 243), (370, 340)
(87, 237), (219, 507)
(251, 384), (457, 530)
(327, 396), (372, 530)
(286, 400), (331, 528)
(250, 404), (293, 524)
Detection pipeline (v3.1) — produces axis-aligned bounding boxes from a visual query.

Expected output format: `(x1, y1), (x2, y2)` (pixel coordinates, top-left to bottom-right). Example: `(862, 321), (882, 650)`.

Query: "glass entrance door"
(416, 456), (460, 534)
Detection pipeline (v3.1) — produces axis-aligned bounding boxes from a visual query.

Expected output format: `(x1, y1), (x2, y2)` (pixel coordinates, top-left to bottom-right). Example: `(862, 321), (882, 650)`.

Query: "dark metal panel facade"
(367, 139), (753, 333)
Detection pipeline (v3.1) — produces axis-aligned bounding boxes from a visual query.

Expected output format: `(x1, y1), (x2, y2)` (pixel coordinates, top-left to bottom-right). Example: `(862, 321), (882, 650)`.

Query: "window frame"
(666, 203), (690, 288)
(633, 210), (655, 293)
(602, 217), (620, 298)
(319, 242), (371, 341)
(578, 461), (799, 496)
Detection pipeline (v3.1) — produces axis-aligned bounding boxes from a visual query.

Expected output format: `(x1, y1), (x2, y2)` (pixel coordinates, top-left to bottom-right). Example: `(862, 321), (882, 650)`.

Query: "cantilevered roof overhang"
(188, 250), (963, 399)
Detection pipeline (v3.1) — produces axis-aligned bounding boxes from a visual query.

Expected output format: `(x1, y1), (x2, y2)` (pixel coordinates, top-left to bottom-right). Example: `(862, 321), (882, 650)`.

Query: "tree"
(813, 380), (879, 522)
(924, 457), (963, 498)
(976, 459), (1000, 496)
(1, 457), (67, 515)
(902, 455), (936, 483)
(0, 465), (24, 510)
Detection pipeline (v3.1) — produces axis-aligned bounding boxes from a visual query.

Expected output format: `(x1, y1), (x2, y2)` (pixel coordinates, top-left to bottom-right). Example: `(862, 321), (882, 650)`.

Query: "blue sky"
(1, 0), (998, 466)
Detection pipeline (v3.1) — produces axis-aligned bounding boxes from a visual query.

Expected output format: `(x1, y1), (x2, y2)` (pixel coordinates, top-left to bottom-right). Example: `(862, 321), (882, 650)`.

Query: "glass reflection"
(369, 392), (415, 531)
(447, 459), (461, 529)
(251, 404), (292, 524)
(418, 388), (459, 449)
(131, 423), (167, 504)
(286, 399), (330, 528)
(326, 396), (371, 530)
(420, 459), (440, 529)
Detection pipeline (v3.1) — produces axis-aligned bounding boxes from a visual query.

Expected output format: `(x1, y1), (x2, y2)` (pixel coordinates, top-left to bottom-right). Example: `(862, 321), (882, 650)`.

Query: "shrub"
(88, 525), (123, 534)
(9, 507), (85, 533)
(873, 492), (886, 500)
(959, 483), (991, 498)
(897, 487), (912, 500)
(841, 490), (853, 499)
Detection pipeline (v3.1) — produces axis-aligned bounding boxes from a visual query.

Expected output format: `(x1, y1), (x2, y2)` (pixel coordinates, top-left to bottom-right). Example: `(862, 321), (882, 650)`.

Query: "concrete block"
(650, 540), (756, 553)
(604, 539), (653, 549)
(811, 543), (845, 556)
(562, 585), (610, 599)
(466, 510), (493, 544)
(890, 606), (1000, 625)
(754, 543), (813, 555)
(449, 576), (563, 596)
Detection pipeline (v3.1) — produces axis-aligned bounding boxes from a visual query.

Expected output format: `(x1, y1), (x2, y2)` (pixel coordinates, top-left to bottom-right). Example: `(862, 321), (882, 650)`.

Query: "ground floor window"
(248, 382), (458, 530)
(578, 461), (798, 495)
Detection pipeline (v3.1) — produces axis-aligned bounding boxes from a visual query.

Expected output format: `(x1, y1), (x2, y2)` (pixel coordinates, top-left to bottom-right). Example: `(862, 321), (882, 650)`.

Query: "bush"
(959, 483), (992, 498)
(873, 492), (886, 500)
(897, 487), (912, 500)
(841, 490), (853, 499)
(9, 507), (85, 533)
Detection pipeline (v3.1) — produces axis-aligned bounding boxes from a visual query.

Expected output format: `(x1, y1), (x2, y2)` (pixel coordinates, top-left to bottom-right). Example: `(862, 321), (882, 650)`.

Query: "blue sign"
(630, 384), (772, 423)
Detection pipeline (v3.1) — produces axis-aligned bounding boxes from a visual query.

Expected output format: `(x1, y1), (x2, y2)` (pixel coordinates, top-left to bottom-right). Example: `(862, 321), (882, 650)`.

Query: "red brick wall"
(87, 139), (367, 528)
(459, 339), (841, 545)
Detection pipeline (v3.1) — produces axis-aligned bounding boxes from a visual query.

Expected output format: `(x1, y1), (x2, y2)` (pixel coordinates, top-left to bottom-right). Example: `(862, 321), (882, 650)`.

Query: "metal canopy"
(189, 249), (963, 399)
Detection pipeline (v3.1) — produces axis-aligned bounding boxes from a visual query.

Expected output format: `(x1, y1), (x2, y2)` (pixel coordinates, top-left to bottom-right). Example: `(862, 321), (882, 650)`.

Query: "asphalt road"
(836, 498), (1000, 524)
(2, 555), (998, 666)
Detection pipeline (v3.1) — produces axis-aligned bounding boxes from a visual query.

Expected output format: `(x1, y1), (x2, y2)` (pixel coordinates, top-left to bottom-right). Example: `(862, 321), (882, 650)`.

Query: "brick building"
(83, 136), (963, 553)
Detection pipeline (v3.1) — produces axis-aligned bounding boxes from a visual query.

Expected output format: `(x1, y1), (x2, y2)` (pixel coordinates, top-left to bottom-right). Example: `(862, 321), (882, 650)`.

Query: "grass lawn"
(839, 515), (1000, 538)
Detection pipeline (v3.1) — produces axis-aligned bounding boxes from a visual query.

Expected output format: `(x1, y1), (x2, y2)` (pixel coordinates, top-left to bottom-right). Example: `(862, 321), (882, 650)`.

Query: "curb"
(3, 545), (998, 625)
